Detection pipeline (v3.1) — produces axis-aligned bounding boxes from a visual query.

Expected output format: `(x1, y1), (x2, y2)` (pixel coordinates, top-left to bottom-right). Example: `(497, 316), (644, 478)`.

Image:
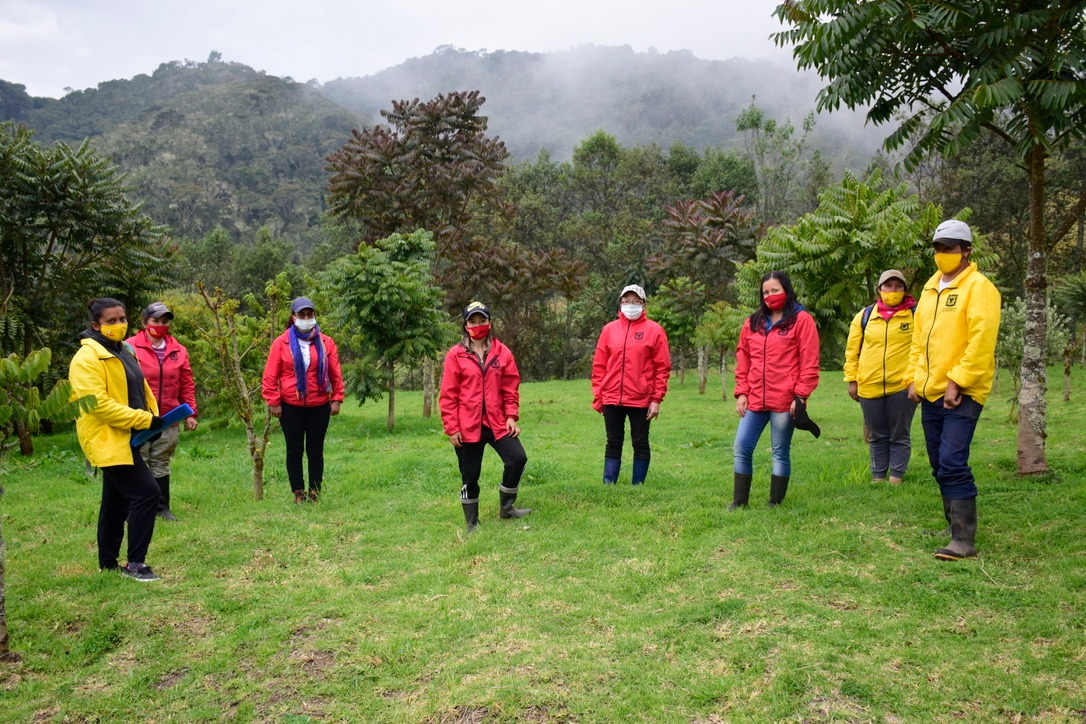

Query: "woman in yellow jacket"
(842, 270), (917, 485)
(69, 298), (164, 582)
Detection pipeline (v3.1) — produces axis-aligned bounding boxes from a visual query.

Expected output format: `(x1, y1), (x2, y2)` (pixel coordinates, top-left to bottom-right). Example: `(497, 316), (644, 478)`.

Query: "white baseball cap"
(932, 219), (973, 244)
(619, 284), (647, 302)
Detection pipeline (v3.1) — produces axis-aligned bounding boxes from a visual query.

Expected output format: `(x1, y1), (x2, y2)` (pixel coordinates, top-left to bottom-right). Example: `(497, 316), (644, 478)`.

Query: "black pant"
(455, 426), (528, 501)
(98, 454), (160, 569)
(280, 402), (331, 492)
(602, 405), (651, 461)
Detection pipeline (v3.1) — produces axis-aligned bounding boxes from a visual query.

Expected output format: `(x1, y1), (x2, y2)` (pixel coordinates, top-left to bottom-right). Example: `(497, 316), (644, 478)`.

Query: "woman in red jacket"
(439, 302), (531, 532)
(127, 301), (198, 521)
(262, 297), (344, 503)
(731, 271), (820, 509)
(591, 284), (671, 486)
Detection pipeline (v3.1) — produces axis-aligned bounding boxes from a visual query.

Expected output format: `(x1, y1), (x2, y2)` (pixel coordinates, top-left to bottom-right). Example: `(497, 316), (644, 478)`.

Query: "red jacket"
(439, 338), (520, 443)
(734, 310), (820, 412)
(591, 312), (671, 411)
(126, 331), (198, 418)
(262, 330), (345, 408)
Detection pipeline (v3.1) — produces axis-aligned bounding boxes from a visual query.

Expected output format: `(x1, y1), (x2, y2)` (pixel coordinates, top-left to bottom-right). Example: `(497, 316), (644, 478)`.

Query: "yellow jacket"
(842, 304), (915, 398)
(69, 337), (158, 467)
(908, 263), (1001, 405)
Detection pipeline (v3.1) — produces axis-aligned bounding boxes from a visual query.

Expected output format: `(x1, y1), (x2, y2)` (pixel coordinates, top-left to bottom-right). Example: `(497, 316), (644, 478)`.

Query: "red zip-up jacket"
(591, 312), (671, 411)
(262, 330), (345, 408)
(734, 309), (820, 412)
(439, 338), (520, 443)
(126, 331), (198, 418)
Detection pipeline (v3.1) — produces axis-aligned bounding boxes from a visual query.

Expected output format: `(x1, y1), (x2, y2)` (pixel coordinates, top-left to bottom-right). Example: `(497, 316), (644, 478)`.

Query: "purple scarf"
(288, 324), (330, 399)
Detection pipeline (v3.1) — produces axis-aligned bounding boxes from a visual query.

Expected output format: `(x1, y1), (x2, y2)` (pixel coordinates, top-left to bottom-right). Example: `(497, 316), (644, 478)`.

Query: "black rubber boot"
(462, 500), (480, 533)
(924, 497), (952, 536)
(603, 457), (621, 485)
(499, 488), (532, 519)
(728, 473), (753, 511)
(934, 497), (978, 560)
(768, 475), (790, 508)
(156, 475), (179, 521)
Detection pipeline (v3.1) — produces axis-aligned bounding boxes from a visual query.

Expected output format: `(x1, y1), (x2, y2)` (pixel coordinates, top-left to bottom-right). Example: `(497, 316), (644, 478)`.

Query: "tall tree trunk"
(697, 346), (708, 395)
(0, 516), (9, 658)
(15, 419), (33, 456)
(1017, 146), (1049, 474)
(386, 362), (396, 432)
(422, 357), (434, 418)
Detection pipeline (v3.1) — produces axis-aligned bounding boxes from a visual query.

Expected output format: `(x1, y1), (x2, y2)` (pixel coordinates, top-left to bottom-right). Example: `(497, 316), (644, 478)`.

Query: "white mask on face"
(294, 318), (317, 333)
(621, 304), (643, 320)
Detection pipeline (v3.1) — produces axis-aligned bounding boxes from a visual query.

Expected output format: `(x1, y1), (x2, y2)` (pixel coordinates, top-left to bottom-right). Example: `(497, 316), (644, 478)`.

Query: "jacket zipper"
(619, 318), (631, 406)
(882, 319), (888, 397)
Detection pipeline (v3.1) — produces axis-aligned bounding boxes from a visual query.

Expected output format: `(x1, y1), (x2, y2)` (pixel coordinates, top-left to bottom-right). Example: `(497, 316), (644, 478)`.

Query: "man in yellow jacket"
(907, 220), (1001, 561)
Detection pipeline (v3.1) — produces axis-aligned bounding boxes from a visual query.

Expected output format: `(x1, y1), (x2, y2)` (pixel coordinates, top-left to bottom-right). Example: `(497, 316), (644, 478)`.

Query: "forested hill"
(319, 45), (883, 164)
(2, 47), (883, 242)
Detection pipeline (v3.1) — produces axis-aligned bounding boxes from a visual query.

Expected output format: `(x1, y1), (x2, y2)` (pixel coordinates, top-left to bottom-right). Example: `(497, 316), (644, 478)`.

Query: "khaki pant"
(140, 423), (180, 478)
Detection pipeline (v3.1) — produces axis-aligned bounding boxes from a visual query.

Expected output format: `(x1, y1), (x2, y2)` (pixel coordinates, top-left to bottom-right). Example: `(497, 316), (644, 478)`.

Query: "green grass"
(2, 368), (1085, 722)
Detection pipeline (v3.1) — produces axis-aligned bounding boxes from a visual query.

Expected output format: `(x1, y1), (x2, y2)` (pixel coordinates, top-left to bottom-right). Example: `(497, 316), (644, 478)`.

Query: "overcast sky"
(1, 0), (795, 99)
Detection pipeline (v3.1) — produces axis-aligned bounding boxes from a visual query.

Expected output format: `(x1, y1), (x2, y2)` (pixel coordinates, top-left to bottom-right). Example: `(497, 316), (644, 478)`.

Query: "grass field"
(1, 367), (1084, 722)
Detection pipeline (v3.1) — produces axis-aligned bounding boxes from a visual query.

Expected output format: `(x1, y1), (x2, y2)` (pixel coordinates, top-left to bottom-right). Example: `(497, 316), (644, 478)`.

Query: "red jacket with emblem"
(126, 331), (198, 418)
(262, 330), (345, 408)
(734, 309), (820, 412)
(439, 338), (521, 443)
(591, 312), (671, 411)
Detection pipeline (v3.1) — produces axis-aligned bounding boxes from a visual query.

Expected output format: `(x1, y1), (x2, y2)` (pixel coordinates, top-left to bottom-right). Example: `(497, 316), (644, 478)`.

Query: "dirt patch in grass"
(426, 706), (490, 723)
(153, 667), (190, 690)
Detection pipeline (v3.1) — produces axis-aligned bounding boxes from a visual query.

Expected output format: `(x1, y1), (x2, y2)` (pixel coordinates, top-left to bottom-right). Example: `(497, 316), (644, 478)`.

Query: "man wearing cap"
(906, 220), (1001, 560)
(127, 301), (198, 521)
(843, 269), (917, 485)
(591, 284), (671, 485)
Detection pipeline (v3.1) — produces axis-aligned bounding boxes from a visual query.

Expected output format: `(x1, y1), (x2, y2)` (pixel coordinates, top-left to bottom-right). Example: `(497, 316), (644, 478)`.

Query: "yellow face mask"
(99, 322), (128, 342)
(934, 252), (962, 275)
(880, 291), (904, 306)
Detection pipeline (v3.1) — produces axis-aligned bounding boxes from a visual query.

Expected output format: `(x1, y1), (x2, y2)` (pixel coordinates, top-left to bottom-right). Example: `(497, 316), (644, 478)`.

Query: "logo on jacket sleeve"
(634, 332), (644, 341)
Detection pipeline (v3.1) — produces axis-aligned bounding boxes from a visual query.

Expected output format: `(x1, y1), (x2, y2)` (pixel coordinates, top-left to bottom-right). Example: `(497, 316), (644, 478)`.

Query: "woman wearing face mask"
(591, 284), (672, 485)
(262, 297), (344, 503)
(440, 301), (531, 532)
(842, 270), (917, 485)
(127, 301), (198, 521)
(69, 297), (164, 581)
(730, 271), (820, 509)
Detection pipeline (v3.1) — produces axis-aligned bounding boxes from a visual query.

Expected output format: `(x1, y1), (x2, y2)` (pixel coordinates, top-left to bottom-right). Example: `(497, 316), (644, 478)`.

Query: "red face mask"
(764, 292), (787, 311)
(466, 323), (491, 340)
(146, 324), (170, 339)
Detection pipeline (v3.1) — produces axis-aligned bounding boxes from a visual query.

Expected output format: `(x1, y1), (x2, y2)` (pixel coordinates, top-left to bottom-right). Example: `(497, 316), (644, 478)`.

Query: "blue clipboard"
(130, 403), (194, 447)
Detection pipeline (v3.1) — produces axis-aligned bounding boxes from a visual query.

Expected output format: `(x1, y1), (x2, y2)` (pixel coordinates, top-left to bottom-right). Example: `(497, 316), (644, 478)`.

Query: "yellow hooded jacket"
(908, 263), (1001, 405)
(69, 337), (158, 467)
(842, 305), (914, 398)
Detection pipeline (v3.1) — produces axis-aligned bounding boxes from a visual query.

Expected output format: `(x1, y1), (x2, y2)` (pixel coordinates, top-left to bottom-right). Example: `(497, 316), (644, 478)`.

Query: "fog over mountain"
(321, 45), (885, 166)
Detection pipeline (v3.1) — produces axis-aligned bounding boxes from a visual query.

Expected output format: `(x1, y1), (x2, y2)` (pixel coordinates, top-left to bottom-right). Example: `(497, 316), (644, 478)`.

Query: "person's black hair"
(87, 297), (125, 323)
(749, 271), (800, 333)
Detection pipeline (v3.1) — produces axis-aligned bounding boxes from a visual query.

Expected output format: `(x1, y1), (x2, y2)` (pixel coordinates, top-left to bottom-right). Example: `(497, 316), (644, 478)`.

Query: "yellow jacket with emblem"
(908, 263), (1001, 405)
(69, 337), (158, 467)
(842, 303), (915, 398)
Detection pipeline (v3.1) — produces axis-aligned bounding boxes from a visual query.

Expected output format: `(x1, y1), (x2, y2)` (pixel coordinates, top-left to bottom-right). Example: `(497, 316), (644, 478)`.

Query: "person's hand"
(790, 397), (804, 417)
(449, 432), (463, 448)
(506, 418), (521, 437)
(330, 401), (341, 416)
(735, 394), (748, 418)
(269, 405), (282, 419)
(944, 379), (962, 409)
(149, 415), (164, 429)
(906, 383), (920, 405)
(646, 402), (661, 420)
(848, 381), (859, 402)
(184, 416), (198, 432)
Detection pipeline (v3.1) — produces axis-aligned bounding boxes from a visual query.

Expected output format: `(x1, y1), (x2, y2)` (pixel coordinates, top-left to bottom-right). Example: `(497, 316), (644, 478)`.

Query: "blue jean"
(733, 410), (795, 477)
(920, 395), (983, 499)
